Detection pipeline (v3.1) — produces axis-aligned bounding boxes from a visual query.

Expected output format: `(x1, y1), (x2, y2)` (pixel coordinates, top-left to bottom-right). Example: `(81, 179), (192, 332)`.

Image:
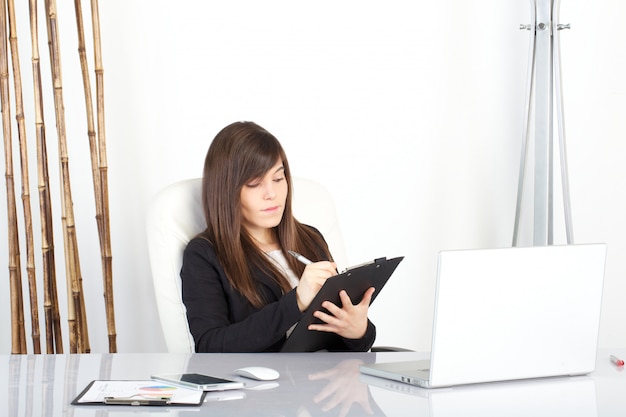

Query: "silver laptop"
(360, 244), (607, 388)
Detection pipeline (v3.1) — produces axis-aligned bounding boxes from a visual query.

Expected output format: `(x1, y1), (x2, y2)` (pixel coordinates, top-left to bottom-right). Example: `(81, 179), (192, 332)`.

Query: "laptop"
(360, 244), (607, 388)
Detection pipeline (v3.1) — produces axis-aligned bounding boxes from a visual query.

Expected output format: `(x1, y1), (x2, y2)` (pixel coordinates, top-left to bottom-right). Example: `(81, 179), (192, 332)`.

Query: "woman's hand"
(308, 359), (374, 417)
(308, 287), (375, 340)
(296, 261), (337, 312)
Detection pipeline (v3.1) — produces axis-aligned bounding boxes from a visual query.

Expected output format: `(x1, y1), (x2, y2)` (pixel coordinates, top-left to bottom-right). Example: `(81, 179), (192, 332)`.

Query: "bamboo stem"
(45, 0), (90, 354)
(73, 0), (101, 242)
(90, 0), (116, 353)
(74, 0), (116, 353)
(1, 0), (26, 355)
(3, 0), (114, 354)
(7, 0), (42, 355)
(29, 0), (63, 354)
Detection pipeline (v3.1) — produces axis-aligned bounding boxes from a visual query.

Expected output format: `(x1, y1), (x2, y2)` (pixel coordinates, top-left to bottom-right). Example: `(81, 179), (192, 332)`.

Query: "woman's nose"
(263, 181), (276, 199)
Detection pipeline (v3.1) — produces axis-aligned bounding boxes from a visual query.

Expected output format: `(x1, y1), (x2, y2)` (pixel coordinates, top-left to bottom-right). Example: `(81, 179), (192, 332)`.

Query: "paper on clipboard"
(281, 256), (404, 352)
(72, 380), (206, 406)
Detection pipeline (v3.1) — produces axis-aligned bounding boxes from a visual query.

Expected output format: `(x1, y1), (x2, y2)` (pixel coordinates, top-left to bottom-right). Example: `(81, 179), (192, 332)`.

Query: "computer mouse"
(234, 366), (280, 381)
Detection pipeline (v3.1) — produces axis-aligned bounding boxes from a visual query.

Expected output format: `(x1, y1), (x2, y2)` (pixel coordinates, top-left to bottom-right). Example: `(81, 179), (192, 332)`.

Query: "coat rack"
(513, 0), (573, 246)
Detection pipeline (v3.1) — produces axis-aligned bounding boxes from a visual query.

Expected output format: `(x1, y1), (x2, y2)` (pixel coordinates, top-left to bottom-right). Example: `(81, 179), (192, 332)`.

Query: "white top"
(266, 249), (299, 288)
(266, 249), (300, 338)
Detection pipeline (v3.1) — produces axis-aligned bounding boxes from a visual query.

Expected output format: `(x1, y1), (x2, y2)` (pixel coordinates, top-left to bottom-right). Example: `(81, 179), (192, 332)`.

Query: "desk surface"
(2, 348), (625, 416)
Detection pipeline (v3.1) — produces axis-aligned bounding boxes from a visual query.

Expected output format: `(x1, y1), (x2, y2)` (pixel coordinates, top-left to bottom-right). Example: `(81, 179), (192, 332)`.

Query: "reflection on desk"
(363, 373), (597, 416)
(1, 349), (625, 416)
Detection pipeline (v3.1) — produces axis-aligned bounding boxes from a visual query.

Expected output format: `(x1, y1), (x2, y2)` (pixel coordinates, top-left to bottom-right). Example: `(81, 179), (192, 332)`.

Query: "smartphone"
(151, 373), (245, 391)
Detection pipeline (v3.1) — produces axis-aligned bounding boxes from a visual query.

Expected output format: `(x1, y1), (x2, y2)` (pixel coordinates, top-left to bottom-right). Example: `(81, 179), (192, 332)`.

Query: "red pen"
(610, 355), (624, 367)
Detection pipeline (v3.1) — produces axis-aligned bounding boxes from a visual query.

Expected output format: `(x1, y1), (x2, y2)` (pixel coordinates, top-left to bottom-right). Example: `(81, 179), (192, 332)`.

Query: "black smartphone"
(151, 373), (245, 391)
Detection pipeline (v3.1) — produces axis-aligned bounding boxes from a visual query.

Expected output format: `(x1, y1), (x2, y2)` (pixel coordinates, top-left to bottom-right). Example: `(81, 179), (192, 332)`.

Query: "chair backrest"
(146, 177), (347, 353)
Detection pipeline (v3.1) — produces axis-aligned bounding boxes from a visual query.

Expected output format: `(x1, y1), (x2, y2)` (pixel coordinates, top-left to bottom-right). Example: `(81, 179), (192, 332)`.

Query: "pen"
(610, 355), (624, 367)
(288, 250), (313, 265)
(104, 396), (171, 406)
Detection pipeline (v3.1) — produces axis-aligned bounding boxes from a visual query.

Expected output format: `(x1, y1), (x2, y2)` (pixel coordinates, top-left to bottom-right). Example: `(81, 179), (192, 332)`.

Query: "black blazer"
(181, 233), (376, 353)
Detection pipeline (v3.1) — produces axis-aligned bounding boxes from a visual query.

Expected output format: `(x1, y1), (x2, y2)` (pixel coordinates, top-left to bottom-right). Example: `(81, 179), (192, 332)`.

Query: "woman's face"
(240, 160), (288, 239)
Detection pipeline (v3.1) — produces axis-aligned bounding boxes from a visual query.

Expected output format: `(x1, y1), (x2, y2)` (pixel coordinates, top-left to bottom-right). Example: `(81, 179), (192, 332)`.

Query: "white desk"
(2, 348), (625, 416)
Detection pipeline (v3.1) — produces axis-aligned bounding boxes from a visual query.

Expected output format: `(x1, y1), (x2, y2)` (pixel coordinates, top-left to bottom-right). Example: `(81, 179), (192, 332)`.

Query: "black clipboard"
(72, 380), (207, 406)
(281, 256), (404, 352)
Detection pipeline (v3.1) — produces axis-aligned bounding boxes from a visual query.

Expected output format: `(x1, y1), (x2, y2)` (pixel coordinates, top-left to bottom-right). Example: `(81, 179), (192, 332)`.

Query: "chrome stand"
(513, 0), (573, 246)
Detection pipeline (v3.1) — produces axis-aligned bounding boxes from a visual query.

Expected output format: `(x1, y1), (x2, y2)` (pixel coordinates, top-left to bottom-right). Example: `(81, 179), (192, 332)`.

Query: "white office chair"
(146, 177), (348, 353)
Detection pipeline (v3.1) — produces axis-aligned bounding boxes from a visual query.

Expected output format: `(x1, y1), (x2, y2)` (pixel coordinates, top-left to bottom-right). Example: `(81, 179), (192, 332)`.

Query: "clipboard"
(72, 380), (207, 406)
(281, 256), (404, 352)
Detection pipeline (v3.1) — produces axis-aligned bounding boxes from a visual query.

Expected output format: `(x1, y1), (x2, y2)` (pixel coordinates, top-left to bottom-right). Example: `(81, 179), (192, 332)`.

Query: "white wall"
(1, 0), (625, 354)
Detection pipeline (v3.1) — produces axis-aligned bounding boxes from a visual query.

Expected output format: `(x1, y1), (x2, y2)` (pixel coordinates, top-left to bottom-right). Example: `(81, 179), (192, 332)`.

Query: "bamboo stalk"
(91, 0), (116, 355)
(45, 0), (90, 353)
(29, 0), (63, 354)
(7, 0), (41, 354)
(2, 0), (116, 354)
(73, 0), (100, 249)
(74, 0), (116, 353)
(1, 0), (26, 355)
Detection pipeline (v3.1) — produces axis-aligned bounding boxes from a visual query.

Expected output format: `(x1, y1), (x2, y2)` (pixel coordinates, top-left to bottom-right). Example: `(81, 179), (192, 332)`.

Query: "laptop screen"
(429, 244), (606, 387)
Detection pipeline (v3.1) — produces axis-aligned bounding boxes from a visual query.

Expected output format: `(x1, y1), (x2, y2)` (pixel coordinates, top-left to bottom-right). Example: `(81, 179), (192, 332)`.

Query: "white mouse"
(235, 366), (280, 381)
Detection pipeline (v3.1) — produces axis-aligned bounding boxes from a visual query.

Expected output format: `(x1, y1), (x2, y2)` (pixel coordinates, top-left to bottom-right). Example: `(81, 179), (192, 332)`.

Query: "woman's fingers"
(296, 261), (337, 311)
(308, 287), (375, 339)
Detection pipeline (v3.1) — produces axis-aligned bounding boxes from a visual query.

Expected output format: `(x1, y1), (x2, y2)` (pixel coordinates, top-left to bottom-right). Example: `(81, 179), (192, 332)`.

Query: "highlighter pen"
(104, 396), (171, 406)
(610, 355), (624, 367)
(288, 250), (313, 265)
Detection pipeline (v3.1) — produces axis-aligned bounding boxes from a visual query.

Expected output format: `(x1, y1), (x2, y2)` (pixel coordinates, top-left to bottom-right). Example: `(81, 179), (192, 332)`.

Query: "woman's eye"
(246, 181), (261, 188)
(273, 177), (285, 183)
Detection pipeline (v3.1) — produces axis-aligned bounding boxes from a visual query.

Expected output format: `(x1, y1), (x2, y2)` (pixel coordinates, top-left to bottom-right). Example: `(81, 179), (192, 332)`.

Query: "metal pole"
(513, 0), (572, 246)
(533, 0), (553, 246)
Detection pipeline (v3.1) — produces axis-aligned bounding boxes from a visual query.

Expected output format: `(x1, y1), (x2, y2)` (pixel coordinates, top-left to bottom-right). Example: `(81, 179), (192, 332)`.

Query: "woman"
(181, 121), (376, 352)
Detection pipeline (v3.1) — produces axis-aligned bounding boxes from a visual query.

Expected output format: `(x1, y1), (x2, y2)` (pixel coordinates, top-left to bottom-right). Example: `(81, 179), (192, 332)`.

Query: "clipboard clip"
(341, 257), (387, 274)
(104, 395), (171, 406)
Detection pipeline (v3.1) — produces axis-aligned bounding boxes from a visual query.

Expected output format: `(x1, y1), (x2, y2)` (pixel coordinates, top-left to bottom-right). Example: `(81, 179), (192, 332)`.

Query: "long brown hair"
(201, 121), (332, 307)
